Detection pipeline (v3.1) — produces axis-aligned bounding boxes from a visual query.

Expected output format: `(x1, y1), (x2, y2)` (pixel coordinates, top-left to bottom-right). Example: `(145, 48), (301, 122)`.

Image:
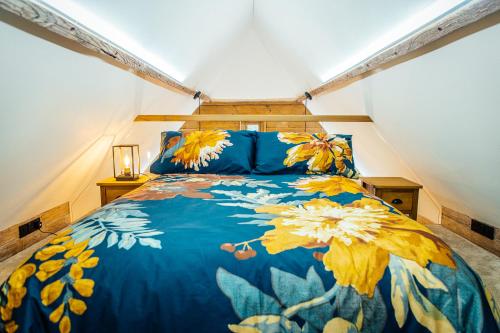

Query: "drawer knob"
(391, 198), (403, 205)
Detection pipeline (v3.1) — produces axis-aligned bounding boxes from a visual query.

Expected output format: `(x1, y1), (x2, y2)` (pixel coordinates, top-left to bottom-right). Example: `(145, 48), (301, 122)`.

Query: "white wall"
(253, 0), (435, 85)
(0, 17), (194, 228)
(68, 0), (254, 84)
(308, 95), (441, 223)
(197, 26), (303, 99)
(315, 23), (500, 227)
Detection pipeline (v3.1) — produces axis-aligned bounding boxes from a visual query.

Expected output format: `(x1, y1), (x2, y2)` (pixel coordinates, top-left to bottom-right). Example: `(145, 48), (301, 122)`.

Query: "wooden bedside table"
(361, 177), (423, 220)
(96, 175), (151, 206)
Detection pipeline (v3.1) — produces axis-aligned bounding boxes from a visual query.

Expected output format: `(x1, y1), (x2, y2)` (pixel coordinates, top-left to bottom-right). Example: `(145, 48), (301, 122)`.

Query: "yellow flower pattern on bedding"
(259, 198), (455, 296)
(226, 197), (455, 297)
(169, 130), (232, 171)
(36, 232), (99, 333)
(288, 175), (368, 196)
(0, 263), (36, 333)
(278, 132), (355, 175)
(0, 229), (99, 333)
(0, 201), (164, 333)
(2, 175), (497, 333)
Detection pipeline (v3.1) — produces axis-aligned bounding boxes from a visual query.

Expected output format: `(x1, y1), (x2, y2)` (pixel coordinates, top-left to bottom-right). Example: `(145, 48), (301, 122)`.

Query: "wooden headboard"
(180, 101), (326, 133)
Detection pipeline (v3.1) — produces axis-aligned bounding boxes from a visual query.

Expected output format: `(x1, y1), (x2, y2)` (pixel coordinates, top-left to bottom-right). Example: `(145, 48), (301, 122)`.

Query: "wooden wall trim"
(205, 99), (301, 106)
(0, 202), (71, 261)
(299, 0), (500, 100)
(441, 206), (499, 256)
(134, 114), (373, 122)
(0, 0), (209, 101)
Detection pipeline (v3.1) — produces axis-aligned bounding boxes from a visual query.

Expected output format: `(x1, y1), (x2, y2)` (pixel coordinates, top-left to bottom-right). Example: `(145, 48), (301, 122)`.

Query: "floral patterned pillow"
(254, 131), (359, 177)
(150, 130), (255, 174)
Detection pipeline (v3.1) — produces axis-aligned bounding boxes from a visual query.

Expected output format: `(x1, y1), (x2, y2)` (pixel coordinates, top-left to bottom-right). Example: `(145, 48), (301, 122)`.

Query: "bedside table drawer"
(362, 177), (421, 220)
(105, 187), (132, 202)
(379, 191), (414, 211)
(100, 186), (140, 206)
(97, 175), (152, 207)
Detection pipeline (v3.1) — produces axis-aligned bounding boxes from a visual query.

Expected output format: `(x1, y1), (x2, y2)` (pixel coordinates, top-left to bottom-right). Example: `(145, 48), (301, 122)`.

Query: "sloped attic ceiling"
(40, 0), (447, 98)
(63, 0), (254, 85)
(0, 0), (498, 230)
(252, 0), (436, 87)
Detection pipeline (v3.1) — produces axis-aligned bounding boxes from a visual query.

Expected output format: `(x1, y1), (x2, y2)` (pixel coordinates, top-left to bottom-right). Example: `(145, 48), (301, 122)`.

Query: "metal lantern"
(113, 145), (140, 180)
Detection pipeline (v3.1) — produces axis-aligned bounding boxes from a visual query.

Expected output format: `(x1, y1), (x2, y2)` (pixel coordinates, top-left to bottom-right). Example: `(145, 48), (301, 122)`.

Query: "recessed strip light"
(320, 0), (470, 82)
(37, 0), (186, 82)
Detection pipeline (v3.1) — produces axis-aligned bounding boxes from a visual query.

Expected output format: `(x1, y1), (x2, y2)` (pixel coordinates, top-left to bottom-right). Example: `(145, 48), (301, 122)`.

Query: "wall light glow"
(37, 0), (186, 82)
(320, 0), (470, 82)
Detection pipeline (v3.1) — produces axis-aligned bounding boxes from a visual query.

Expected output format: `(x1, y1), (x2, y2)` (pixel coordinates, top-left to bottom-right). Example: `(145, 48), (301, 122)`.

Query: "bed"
(2, 128), (499, 333)
(1, 173), (499, 333)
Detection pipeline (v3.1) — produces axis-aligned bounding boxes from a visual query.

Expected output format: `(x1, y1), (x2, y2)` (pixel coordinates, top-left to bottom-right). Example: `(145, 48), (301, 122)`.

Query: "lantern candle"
(123, 155), (132, 176)
(113, 144), (140, 180)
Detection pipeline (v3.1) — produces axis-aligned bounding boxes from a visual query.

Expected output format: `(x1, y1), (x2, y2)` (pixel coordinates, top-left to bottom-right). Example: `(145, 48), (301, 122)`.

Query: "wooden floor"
(0, 225), (499, 302)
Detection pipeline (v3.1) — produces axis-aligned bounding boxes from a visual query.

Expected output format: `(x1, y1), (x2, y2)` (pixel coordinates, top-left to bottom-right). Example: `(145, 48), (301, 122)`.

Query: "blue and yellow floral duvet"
(1, 174), (499, 333)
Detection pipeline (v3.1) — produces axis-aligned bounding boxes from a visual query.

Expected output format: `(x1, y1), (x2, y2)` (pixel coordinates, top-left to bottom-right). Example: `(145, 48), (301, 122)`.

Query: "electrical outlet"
(18, 217), (42, 238)
(471, 219), (494, 240)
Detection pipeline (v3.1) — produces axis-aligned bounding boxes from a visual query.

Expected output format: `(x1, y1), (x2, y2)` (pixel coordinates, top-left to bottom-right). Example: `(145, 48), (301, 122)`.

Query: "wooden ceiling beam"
(205, 99), (301, 106)
(0, 0), (210, 101)
(134, 114), (373, 122)
(298, 0), (500, 101)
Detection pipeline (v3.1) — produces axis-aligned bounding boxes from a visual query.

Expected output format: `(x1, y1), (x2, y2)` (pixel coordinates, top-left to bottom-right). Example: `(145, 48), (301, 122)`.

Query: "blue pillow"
(254, 131), (359, 178)
(150, 130), (255, 174)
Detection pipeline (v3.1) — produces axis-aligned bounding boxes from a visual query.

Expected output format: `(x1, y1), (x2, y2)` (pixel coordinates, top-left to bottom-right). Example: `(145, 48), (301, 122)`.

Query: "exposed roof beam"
(298, 0), (500, 101)
(205, 99), (301, 106)
(0, 0), (211, 101)
(134, 114), (373, 122)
